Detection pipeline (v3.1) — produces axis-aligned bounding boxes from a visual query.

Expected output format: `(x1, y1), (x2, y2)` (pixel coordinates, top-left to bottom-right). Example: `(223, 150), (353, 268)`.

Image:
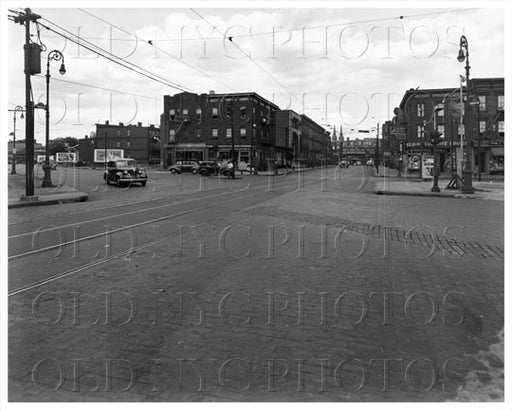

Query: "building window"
(127, 129), (131, 137)
(240, 106), (247, 119)
(417, 103), (424, 117)
(170, 109), (175, 120)
(480, 121), (486, 133)
(196, 129), (201, 138)
(116, 140), (121, 148)
(240, 128), (247, 139)
(417, 125), (424, 139)
(458, 124), (465, 136)
(196, 108), (202, 120)
(169, 129), (176, 142)
(126, 140), (131, 148)
(212, 129), (218, 139)
(479, 96), (486, 111)
(498, 121), (504, 133)
(498, 95), (504, 110)
(116, 130), (121, 137)
(212, 107), (218, 119)
(437, 125), (444, 135)
(226, 128), (232, 139)
(182, 108), (189, 116)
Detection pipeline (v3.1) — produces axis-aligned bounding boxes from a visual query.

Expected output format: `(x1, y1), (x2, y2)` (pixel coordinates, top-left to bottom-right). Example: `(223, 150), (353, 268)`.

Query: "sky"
(2, 1), (508, 145)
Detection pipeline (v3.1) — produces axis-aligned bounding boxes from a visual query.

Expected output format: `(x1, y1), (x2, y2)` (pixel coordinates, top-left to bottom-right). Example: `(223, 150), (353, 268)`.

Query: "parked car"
(366, 159), (374, 166)
(219, 161), (236, 178)
(238, 161), (256, 174)
(195, 161), (221, 176)
(338, 160), (350, 168)
(169, 161), (199, 174)
(103, 158), (148, 187)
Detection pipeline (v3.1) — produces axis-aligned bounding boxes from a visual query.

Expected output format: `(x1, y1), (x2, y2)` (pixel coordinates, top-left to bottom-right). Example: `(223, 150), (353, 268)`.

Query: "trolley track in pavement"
(8, 175), (316, 296)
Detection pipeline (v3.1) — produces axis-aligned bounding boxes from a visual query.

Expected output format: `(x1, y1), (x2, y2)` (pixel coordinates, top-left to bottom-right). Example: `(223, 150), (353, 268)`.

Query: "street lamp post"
(42, 49), (66, 188)
(457, 35), (475, 194)
(9, 105), (25, 175)
(250, 123), (256, 175)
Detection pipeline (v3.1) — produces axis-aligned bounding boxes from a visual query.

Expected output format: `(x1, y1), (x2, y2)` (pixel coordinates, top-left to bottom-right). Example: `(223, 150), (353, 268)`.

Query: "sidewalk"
(8, 167), (88, 209)
(373, 167), (504, 201)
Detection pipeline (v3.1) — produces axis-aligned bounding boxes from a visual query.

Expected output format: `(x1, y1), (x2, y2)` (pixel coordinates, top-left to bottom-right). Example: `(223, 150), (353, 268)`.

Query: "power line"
(38, 17), (196, 94)
(47, 8), (474, 43)
(33, 75), (158, 100)
(190, 8), (303, 109)
(78, 8), (240, 94)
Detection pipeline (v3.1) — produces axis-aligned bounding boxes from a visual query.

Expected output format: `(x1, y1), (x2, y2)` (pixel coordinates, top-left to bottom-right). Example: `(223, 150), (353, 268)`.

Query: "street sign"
(392, 126), (406, 140)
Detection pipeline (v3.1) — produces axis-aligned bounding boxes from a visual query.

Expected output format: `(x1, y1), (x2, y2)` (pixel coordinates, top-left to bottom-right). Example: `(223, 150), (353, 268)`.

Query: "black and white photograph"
(2, 0), (510, 408)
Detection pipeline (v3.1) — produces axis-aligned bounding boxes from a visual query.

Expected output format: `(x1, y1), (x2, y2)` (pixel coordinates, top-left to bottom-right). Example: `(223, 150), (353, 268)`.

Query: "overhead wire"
(190, 8), (303, 109)
(38, 17), (196, 93)
(78, 8), (240, 94)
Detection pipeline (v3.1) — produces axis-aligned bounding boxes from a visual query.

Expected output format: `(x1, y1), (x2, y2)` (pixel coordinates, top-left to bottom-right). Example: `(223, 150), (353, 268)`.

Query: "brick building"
(393, 77), (504, 173)
(161, 91), (279, 170)
(79, 121), (160, 165)
(161, 91), (332, 170)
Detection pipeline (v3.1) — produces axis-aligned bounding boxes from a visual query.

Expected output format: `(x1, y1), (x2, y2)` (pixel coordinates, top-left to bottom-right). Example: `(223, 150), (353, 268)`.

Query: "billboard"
(36, 155), (55, 163)
(94, 149), (124, 163)
(56, 152), (77, 163)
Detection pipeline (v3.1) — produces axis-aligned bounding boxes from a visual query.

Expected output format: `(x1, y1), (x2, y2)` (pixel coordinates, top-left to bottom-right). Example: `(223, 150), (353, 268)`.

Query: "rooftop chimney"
(105, 120), (109, 125)
(209, 90), (215, 95)
(138, 122), (142, 127)
(119, 122), (124, 126)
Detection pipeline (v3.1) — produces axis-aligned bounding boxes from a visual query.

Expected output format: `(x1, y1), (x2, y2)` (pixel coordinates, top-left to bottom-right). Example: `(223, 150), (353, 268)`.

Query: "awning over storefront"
(490, 147), (504, 156)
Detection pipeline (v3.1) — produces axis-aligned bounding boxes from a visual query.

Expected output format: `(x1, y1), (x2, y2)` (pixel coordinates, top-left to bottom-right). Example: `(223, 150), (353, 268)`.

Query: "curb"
(8, 192), (89, 209)
(374, 188), (482, 199)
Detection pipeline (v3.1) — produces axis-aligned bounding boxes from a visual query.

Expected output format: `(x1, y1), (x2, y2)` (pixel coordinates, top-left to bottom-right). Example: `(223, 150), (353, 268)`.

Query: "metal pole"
(104, 131), (107, 171)
(11, 111), (17, 175)
(42, 55), (53, 187)
(24, 9), (35, 197)
(460, 36), (474, 194)
(250, 123), (254, 175)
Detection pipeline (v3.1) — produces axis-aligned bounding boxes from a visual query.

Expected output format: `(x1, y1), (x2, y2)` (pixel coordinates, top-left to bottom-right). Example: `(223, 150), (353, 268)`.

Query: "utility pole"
(11, 8), (41, 197)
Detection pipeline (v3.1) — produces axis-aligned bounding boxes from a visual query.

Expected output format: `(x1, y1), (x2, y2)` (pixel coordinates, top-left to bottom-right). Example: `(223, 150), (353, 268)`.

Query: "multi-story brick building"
(161, 91), (279, 170)
(79, 121), (160, 165)
(393, 77), (504, 173)
(161, 91), (332, 170)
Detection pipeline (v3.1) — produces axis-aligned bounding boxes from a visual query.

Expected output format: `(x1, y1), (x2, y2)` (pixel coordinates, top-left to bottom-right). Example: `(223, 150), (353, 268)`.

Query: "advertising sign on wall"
(421, 155), (434, 179)
(56, 152), (77, 163)
(94, 149), (124, 163)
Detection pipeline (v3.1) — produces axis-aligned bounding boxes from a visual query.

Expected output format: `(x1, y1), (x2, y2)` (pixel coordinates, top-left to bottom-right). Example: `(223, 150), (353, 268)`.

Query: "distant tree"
(48, 137), (78, 156)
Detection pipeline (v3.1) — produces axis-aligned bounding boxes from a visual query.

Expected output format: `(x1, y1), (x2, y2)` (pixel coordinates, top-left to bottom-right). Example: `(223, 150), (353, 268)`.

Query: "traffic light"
(430, 131), (443, 145)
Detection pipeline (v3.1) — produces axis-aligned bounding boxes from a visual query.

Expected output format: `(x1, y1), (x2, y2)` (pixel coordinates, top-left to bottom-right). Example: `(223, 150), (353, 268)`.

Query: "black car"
(169, 161), (198, 174)
(195, 161), (221, 176)
(103, 158), (148, 187)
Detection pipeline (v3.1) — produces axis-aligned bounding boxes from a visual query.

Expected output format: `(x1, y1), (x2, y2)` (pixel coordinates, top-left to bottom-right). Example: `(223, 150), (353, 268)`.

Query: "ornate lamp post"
(42, 49), (66, 188)
(250, 122), (257, 175)
(457, 35), (474, 194)
(8, 105), (25, 175)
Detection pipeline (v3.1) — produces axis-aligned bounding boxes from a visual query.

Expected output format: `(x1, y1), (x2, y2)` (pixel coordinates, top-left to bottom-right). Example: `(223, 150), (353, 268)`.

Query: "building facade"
(161, 91), (279, 170)
(393, 78), (504, 173)
(161, 91), (332, 170)
(81, 121), (160, 165)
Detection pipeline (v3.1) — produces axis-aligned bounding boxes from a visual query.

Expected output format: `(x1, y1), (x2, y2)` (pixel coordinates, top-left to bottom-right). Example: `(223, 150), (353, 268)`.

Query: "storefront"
(489, 147), (504, 174)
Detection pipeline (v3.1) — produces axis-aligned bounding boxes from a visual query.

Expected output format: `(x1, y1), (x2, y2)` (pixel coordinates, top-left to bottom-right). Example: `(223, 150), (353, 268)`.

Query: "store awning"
(490, 147), (504, 156)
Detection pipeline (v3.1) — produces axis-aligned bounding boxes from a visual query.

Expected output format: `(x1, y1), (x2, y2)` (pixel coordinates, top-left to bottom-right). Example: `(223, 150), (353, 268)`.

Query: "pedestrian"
(227, 160), (235, 179)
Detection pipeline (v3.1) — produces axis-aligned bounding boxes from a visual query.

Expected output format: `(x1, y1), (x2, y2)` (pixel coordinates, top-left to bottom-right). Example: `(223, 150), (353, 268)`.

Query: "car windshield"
(116, 160), (137, 167)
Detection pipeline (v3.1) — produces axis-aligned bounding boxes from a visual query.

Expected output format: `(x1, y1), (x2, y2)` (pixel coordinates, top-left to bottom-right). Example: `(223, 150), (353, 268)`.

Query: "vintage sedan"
(169, 160), (198, 174)
(104, 158), (148, 187)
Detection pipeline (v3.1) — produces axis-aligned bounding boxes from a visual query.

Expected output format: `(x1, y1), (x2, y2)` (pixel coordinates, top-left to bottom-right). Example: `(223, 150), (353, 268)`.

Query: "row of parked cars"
(169, 160), (255, 176)
(338, 159), (375, 168)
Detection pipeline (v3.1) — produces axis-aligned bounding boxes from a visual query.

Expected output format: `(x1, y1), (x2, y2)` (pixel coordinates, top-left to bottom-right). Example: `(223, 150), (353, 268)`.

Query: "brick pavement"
(8, 171), (504, 401)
